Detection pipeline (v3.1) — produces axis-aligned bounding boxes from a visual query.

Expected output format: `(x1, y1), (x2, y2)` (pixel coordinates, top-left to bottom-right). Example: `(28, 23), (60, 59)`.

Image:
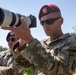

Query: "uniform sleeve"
(20, 39), (71, 75)
(13, 42), (33, 68)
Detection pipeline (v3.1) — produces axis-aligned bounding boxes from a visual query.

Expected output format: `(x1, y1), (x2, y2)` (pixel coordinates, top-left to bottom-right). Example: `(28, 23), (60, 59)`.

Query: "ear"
(60, 17), (63, 25)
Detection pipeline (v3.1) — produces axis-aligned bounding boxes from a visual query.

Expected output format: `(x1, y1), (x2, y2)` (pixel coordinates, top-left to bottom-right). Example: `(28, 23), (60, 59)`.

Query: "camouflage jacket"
(0, 50), (24, 75)
(13, 33), (76, 75)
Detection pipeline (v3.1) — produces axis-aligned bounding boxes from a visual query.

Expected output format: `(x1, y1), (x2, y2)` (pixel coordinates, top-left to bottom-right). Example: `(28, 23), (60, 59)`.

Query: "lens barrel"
(0, 7), (36, 28)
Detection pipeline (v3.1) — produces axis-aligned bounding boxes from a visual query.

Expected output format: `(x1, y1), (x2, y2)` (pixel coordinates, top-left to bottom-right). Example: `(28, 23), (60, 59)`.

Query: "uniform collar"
(45, 33), (70, 45)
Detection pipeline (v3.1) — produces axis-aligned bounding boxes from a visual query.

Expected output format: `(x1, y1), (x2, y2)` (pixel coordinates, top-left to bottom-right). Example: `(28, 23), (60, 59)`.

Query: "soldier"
(0, 31), (24, 75)
(1, 4), (76, 75)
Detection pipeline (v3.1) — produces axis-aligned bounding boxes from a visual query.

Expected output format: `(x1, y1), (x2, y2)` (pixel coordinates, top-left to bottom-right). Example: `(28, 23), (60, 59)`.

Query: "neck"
(50, 31), (63, 40)
(10, 49), (13, 53)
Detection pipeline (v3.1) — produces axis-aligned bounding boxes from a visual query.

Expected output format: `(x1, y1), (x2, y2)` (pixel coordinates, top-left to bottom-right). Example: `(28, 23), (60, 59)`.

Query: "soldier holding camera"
(1, 4), (76, 75)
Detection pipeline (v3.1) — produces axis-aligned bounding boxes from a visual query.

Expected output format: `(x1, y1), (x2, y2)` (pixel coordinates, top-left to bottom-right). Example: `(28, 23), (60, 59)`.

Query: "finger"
(20, 17), (29, 29)
(1, 27), (19, 34)
(1, 26), (14, 30)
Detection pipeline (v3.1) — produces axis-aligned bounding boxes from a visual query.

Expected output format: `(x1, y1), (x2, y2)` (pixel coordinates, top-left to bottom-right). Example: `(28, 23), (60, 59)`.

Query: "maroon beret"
(38, 4), (61, 20)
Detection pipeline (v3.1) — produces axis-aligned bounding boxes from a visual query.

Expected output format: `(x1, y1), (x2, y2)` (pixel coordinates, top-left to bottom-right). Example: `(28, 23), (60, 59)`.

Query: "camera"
(0, 7), (36, 28)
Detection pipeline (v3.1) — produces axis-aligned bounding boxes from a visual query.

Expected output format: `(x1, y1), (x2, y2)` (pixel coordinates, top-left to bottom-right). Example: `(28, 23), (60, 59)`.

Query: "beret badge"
(42, 7), (47, 14)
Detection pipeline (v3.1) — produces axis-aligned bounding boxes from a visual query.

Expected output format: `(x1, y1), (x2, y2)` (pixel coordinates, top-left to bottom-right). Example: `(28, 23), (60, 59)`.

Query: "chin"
(46, 33), (50, 36)
(9, 46), (12, 49)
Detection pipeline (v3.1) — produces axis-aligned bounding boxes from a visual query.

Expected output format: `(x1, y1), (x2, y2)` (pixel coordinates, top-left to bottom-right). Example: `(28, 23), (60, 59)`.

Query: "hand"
(1, 17), (34, 44)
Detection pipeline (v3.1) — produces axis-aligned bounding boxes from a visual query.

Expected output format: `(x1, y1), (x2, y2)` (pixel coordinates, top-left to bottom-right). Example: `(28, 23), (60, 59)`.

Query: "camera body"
(0, 7), (36, 28)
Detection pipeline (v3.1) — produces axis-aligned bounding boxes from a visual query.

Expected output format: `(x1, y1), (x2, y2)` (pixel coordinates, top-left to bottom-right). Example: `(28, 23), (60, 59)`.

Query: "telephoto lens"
(0, 7), (37, 28)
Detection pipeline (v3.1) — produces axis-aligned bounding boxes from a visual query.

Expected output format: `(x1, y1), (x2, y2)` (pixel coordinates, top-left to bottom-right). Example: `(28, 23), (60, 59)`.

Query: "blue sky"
(0, 0), (76, 48)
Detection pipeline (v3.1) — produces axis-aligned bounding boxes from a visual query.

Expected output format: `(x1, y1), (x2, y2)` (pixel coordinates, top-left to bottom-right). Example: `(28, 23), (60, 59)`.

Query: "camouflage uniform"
(13, 33), (76, 75)
(0, 50), (24, 75)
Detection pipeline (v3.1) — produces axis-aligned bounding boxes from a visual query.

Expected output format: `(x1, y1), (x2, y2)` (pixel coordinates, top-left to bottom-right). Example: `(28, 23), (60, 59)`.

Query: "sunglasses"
(40, 17), (61, 26)
(7, 38), (16, 42)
